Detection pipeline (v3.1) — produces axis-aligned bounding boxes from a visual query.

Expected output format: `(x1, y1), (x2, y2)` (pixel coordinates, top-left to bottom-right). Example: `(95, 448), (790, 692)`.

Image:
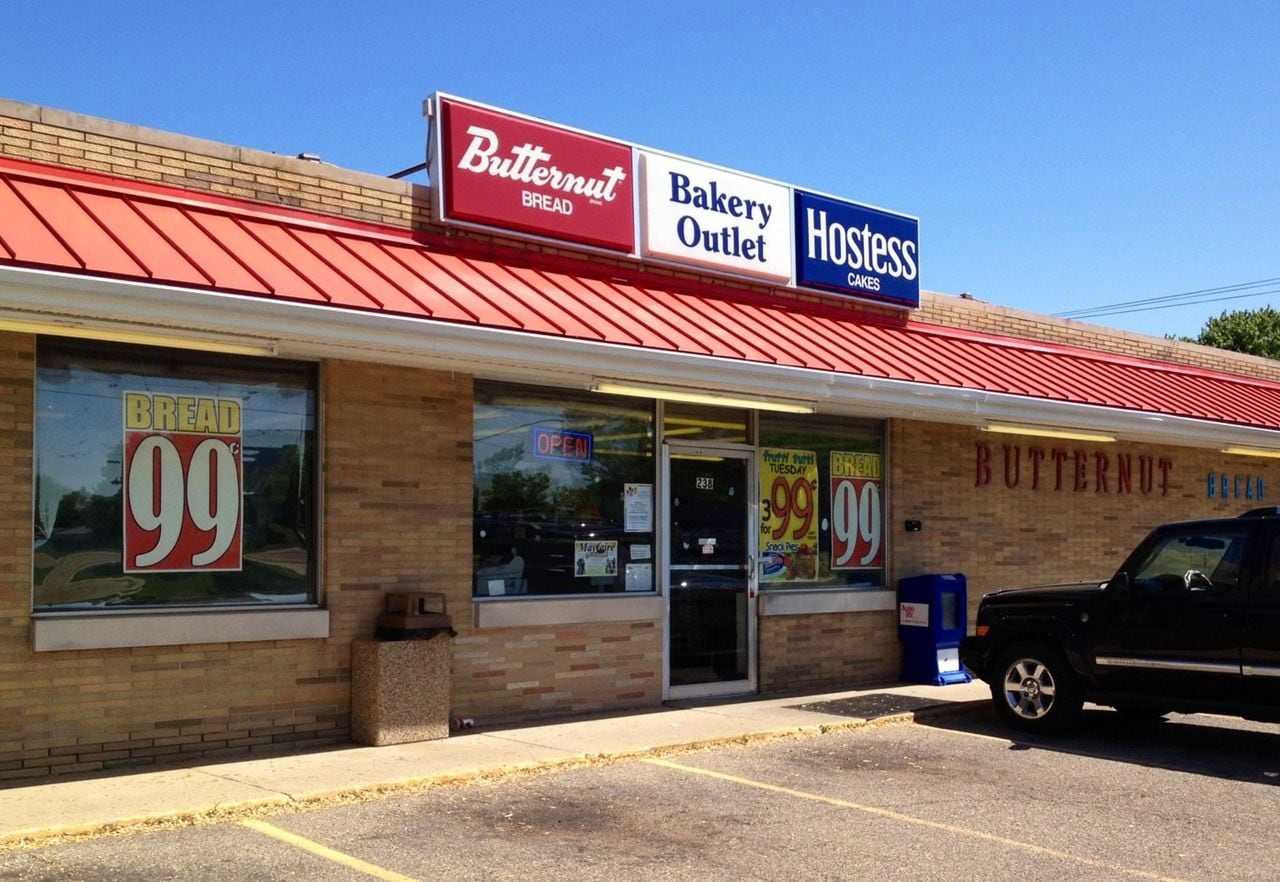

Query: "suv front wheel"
(992, 642), (1082, 733)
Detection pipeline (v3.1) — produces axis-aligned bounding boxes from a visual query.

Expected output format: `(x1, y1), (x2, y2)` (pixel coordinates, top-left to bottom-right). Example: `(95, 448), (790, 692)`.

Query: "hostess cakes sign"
(639, 152), (792, 284)
(795, 191), (919, 308)
(436, 97), (635, 252)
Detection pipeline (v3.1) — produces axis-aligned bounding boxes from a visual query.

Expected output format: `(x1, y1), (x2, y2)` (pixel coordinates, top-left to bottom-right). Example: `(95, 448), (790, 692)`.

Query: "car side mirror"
(1107, 571), (1130, 593)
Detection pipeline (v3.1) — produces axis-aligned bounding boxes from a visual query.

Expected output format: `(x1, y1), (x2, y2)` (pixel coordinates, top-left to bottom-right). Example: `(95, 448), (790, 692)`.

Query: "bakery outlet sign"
(641, 152), (791, 284)
(430, 94), (920, 308)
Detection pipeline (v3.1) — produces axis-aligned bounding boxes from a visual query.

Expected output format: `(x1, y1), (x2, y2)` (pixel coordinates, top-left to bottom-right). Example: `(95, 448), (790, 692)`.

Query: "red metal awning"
(2, 155), (1280, 431)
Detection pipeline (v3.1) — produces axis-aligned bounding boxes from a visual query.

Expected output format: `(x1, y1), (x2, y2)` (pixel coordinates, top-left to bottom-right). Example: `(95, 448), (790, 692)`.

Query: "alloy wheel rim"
(1002, 657), (1056, 720)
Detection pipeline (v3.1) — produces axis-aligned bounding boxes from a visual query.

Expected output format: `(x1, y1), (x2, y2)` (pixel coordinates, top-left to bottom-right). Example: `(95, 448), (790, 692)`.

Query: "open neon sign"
(531, 427), (593, 464)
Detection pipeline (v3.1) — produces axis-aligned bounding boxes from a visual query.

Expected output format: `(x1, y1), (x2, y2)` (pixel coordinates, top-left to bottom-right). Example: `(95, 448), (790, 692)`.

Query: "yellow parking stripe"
(241, 819), (420, 882)
(644, 758), (1190, 882)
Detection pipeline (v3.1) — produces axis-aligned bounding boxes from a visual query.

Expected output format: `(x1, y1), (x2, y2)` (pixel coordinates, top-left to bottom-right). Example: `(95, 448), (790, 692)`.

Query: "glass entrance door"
(665, 445), (756, 698)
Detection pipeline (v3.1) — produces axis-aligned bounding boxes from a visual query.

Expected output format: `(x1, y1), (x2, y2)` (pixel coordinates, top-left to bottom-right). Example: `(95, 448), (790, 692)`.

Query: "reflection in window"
(474, 382), (655, 597)
(34, 340), (317, 610)
(663, 402), (749, 444)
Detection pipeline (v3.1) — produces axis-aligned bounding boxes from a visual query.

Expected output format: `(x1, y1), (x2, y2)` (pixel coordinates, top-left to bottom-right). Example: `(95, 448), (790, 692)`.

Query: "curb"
(0, 698), (989, 852)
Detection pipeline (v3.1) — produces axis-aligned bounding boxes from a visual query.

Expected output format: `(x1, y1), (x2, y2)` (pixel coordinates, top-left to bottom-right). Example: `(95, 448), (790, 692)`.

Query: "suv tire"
(992, 642), (1083, 733)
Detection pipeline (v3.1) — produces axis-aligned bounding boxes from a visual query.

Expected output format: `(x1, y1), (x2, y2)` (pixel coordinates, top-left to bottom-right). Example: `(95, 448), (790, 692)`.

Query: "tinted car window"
(1131, 528), (1248, 594)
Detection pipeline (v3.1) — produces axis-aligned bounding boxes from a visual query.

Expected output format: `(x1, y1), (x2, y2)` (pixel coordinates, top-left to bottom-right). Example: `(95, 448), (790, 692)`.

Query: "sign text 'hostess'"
(795, 191), (920, 308)
(439, 98), (635, 252)
(640, 152), (792, 284)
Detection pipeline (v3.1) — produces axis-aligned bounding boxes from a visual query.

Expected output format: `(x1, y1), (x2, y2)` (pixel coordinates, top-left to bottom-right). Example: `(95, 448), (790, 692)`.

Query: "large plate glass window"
(34, 339), (318, 610)
(758, 413), (885, 589)
(474, 382), (655, 597)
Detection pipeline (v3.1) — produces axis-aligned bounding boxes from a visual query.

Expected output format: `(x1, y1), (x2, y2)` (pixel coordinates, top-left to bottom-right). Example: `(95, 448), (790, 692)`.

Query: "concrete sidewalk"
(0, 680), (990, 849)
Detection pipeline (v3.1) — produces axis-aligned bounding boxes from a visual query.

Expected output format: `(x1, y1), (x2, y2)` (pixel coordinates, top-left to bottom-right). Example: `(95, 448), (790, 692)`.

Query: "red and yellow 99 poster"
(759, 447), (819, 582)
(830, 451), (883, 570)
(122, 392), (244, 573)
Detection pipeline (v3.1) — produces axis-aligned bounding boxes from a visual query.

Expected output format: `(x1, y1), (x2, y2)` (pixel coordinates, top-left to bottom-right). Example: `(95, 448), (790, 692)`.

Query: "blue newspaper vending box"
(898, 573), (972, 686)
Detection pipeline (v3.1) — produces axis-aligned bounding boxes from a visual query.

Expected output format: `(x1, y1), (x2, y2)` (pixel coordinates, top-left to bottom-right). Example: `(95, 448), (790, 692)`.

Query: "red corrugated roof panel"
(191, 215), (330, 304)
(571, 276), (683, 351)
(0, 177), (79, 266)
(374, 244), (481, 322)
(533, 272), (647, 347)
(9, 179), (145, 277)
(3, 155), (1280, 433)
(499, 266), (610, 341)
(129, 202), (266, 292)
(73, 191), (209, 285)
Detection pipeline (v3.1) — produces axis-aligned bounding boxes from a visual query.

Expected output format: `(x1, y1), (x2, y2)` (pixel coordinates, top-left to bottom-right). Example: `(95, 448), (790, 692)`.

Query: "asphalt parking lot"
(3, 706), (1277, 881)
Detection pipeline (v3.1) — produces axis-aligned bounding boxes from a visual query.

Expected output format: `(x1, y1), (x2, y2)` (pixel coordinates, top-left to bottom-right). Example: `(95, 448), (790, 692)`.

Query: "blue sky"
(3, 1), (1276, 339)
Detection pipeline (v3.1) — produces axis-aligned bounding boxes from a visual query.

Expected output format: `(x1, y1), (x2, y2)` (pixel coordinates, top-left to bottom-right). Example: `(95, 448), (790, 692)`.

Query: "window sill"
(759, 588), (895, 616)
(31, 608), (330, 652)
(474, 594), (663, 629)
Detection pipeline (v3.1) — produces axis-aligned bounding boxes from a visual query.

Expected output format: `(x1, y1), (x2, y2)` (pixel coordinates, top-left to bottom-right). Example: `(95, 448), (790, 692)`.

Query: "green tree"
(1187, 306), (1280, 359)
(482, 470), (552, 517)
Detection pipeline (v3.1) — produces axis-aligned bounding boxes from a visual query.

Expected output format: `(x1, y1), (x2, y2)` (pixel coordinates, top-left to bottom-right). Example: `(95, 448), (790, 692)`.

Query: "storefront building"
(3, 96), (1280, 780)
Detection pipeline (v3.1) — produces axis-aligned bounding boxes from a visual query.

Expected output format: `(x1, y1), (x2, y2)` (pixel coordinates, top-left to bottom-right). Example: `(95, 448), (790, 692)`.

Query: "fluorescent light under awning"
(591, 381), (816, 414)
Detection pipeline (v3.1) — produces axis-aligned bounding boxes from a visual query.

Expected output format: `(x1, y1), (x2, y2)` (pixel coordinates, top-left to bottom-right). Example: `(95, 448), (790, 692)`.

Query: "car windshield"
(1131, 528), (1247, 593)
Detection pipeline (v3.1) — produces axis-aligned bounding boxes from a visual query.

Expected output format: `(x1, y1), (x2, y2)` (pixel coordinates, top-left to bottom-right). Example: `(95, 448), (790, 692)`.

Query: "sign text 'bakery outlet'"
(641, 152), (792, 284)
(431, 94), (919, 308)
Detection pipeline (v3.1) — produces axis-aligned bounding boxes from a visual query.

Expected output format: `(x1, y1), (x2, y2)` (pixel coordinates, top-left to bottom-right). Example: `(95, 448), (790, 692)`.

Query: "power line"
(1061, 287), (1280, 320)
(1055, 277), (1280, 320)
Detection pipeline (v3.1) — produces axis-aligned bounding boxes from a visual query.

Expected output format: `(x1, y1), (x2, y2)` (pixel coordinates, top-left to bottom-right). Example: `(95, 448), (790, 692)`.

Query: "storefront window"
(474, 382), (655, 597)
(758, 413), (885, 589)
(663, 402), (750, 443)
(34, 339), (317, 611)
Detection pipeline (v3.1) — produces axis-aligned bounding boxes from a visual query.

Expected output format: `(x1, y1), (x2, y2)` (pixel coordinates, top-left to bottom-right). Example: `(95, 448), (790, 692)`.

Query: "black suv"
(960, 507), (1280, 732)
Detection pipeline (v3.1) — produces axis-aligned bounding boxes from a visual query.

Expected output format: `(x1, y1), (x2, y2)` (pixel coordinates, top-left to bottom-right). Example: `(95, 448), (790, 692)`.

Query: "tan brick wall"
(321, 360), (472, 644)
(890, 418), (1280, 625)
(759, 611), (899, 692)
(0, 99), (429, 229)
(452, 622), (662, 725)
(0, 335), (36, 777)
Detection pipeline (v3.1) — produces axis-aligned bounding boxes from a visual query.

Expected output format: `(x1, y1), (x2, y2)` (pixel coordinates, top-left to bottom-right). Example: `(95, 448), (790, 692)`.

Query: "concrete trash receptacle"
(350, 592), (454, 746)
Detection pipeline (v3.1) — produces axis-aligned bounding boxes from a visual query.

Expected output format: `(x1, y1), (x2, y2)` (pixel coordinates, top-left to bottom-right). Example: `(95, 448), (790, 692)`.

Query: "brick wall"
(759, 611), (899, 693)
(321, 360), (472, 645)
(0, 336), (35, 777)
(1, 336), (353, 782)
(890, 418), (1280, 624)
(0, 99), (427, 229)
(452, 622), (662, 725)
